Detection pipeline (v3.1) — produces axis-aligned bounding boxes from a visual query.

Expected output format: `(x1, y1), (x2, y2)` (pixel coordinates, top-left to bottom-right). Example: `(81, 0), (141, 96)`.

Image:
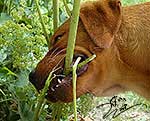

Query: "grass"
(72, 57), (81, 121)
(87, 92), (150, 120)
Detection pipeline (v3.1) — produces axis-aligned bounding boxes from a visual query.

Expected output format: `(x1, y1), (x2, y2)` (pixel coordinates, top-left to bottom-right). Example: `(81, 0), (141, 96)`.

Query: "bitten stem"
(72, 57), (81, 121)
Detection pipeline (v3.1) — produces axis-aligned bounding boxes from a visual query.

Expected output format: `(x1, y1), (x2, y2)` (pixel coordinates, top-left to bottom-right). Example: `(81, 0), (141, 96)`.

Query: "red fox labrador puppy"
(29, 0), (150, 102)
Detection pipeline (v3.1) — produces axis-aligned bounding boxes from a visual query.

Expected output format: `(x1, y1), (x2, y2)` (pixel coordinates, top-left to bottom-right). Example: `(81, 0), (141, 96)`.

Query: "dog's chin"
(45, 54), (89, 103)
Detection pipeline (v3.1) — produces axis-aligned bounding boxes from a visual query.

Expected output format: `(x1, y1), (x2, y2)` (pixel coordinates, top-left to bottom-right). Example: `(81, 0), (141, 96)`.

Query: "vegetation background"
(0, 0), (150, 121)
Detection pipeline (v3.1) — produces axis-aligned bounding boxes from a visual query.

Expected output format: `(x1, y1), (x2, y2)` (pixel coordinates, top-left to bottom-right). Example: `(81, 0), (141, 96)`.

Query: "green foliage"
(122, 0), (150, 5)
(0, 21), (47, 71)
(0, 0), (93, 120)
(0, 13), (11, 26)
(0, 1), (49, 120)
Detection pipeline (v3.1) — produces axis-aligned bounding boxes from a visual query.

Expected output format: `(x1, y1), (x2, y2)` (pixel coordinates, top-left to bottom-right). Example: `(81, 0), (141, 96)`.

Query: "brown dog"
(29, 0), (150, 102)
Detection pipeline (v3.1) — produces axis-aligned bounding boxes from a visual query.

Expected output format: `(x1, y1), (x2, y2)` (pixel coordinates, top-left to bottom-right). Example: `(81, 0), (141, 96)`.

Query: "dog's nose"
(29, 69), (36, 85)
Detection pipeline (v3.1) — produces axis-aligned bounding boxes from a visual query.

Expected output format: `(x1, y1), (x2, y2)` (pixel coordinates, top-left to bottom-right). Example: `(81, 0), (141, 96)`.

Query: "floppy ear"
(80, 0), (122, 48)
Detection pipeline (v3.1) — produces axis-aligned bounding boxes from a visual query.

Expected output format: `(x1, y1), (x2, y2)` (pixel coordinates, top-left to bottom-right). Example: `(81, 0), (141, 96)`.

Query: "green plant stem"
(65, 54), (96, 74)
(8, 0), (13, 14)
(34, 0), (50, 48)
(2, 67), (18, 77)
(33, 72), (53, 121)
(78, 54), (96, 69)
(2, 0), (7, 13)
(0, 98), (14, 103)
(63, 0), (71, 17)
(65, 0), (81, 75)
(73, 57), (81, 121)
(53, 0), (59, 31)
(39, 99), (46, 116)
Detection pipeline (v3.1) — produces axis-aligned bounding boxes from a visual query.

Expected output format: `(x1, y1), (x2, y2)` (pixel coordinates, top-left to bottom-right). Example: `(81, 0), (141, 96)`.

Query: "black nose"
(29, 69), (36, 85)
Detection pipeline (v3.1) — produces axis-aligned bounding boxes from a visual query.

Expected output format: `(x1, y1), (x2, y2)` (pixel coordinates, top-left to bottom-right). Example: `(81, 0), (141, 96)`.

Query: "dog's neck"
(100, 43), (150, 99)
(111, 56), (150, 99)
(115, 3), (150, 74)
(111, 3), (150, 98)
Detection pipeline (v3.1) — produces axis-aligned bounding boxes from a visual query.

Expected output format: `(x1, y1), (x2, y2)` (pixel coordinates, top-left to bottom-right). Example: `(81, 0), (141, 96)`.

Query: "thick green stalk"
(65, 0), (81, 75)
(72, 57), (81, 121)
(34, 0), (50, 48)
(33, 72), (53, 121)
(53, 0), (59, 31)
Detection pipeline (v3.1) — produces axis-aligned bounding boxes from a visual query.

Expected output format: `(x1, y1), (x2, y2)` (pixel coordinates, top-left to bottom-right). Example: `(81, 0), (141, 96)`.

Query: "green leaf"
(18, 101), (33, 121)
(0, 48), (7, 63)
(15, 70), (29, 87)
(0, 67), (17, 77)
(15, 87), (27, 100)
(0, 13), (11, 26)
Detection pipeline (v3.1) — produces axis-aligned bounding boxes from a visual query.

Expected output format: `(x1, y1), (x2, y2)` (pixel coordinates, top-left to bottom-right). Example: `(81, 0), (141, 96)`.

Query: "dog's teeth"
(51, 87), (55, 91)
(58, 79), (61, 84)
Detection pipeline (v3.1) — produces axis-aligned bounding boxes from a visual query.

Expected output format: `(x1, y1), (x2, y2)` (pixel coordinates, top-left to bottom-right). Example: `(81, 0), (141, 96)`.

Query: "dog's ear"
(80, 0), (122, 48)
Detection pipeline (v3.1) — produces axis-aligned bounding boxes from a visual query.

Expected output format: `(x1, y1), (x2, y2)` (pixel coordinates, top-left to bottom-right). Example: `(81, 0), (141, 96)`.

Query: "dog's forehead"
(50, 19), (87, 43)
(56, 20), (70, 34)
(49, 20), (69, 45)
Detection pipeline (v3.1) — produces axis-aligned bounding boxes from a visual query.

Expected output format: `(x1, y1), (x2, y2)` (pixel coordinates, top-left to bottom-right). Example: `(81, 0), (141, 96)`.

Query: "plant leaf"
(0, 13), (11, 26)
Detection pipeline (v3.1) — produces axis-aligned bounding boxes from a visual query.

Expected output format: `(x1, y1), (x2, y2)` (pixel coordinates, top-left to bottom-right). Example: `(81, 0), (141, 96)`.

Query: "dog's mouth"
(45, 54), (89, 102)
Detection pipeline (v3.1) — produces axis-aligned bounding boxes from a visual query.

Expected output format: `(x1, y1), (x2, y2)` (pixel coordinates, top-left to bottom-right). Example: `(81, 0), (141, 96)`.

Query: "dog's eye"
(54, 33), (65, 44)
(55, 35), (62, 42)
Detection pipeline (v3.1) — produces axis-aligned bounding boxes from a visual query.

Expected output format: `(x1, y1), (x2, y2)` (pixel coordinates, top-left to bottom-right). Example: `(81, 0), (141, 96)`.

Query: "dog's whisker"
(55, 74), (66, 78)
(52, 48), (66, 59)
(52, 66), (63, 73)
(49, 47), (59, 58)
(52, 55), (66, 71)
(52, 49), (62, 58)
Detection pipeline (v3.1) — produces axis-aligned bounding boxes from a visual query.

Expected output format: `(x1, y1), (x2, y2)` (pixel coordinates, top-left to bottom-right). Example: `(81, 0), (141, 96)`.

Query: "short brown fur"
(29, 0), (150, 102)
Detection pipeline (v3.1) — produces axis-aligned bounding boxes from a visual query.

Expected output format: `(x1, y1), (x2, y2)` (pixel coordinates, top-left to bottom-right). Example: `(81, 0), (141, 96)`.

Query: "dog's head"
(29, 0), (122, 102)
